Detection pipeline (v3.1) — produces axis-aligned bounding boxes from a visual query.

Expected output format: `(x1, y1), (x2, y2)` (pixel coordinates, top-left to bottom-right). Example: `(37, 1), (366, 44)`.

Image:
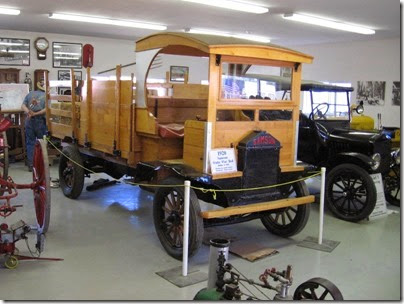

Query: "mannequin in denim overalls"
(21, 83), (47, 171)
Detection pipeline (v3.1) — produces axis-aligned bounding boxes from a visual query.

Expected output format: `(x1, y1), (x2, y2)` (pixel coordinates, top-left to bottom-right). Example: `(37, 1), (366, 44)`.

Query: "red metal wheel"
(32, 139), (51, 233)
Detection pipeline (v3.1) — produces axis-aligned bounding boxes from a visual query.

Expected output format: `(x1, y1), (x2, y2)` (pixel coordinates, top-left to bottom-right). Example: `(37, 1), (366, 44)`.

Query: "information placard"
(209, 148), (237, 175)
(368, 173), (387, 220)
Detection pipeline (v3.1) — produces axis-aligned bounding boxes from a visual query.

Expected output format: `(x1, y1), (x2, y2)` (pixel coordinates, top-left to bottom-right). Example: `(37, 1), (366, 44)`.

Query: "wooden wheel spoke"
(285, 209), (294, 222)
(310, 287), (318, 300)
(281, 212), (286, 225)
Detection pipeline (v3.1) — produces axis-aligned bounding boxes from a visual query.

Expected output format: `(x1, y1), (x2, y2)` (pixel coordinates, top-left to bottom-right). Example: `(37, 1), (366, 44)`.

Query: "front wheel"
(384, 164), (400, 207)
(153, 177), (204, 260)
(260, 181), (310, 237)
(326, 164), (376, 222)
(59, 145), (84, 199)
(293, 277), (343, 300)
(33, 139), (51, 233)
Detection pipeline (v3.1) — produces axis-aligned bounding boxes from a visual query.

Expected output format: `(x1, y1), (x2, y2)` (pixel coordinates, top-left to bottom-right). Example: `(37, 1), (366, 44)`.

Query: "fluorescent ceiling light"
(0, 42), (23, 46)
(283, 13), (375, 35)
(182, 0), (268, 14)
(49, 13), (167, 30)
(187, 28), (270, 43)
(0, 7), (20, 15)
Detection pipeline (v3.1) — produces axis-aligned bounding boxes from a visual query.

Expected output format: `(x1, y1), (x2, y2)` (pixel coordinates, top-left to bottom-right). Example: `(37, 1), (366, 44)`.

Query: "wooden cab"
(134, 32), (313, 175)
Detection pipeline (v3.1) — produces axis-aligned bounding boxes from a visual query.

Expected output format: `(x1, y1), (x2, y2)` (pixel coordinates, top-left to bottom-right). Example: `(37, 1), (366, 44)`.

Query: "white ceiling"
(0, 0), (400, 46)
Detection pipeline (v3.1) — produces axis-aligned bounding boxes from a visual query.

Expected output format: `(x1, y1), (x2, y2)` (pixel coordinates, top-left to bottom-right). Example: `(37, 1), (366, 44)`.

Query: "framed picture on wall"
(58, 70), (82, 81)
(170, 66), (189, 82)
(392, 81), (400, 106)
(0, 38), (30, 66)
(357, 81), (386, 106)
(53, 42), (82, 68)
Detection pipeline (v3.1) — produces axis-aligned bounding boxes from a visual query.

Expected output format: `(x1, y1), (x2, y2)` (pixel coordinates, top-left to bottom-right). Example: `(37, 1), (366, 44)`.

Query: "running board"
(200, 195), (315, 219)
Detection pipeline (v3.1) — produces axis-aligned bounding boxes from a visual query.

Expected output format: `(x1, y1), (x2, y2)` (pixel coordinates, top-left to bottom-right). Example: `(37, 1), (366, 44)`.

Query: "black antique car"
(297, 81), (395, 221)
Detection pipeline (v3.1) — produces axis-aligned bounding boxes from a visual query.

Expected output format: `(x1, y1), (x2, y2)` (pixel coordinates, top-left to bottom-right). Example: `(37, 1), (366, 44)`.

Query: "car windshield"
(301, 86), (352, 121)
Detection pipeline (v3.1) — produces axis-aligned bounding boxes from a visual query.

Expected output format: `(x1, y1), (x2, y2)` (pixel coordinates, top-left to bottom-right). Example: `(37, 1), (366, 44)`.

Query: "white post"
(318, 167), (326, 245)
(182, 180), (191, 277)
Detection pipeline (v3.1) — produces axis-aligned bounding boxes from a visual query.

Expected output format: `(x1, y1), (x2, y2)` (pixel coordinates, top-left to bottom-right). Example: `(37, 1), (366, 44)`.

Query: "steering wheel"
(309, 103), (329, 120)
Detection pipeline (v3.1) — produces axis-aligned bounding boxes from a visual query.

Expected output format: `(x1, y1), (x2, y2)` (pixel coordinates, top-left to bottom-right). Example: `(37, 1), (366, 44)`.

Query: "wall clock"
(34, 37), (49, 60)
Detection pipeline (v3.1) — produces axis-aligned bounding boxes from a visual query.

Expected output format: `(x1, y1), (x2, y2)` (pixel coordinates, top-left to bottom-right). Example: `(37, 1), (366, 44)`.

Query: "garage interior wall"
(1, 30), (400, 128)
(294, 38), (400, 128)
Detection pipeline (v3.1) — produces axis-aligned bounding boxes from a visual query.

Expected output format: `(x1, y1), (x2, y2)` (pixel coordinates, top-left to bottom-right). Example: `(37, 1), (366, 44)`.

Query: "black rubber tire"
(59, 145), (84, 199)
(384, 164), (400, 207)
(153, 177), (204, 260)
(326, 164), (377, 222)
(294, 277), (344, 300)
(260, 181), (310, 237)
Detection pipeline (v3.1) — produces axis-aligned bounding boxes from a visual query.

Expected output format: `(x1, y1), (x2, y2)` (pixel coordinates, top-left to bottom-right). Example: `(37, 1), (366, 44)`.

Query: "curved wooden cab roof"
(136, 32), (313, 64)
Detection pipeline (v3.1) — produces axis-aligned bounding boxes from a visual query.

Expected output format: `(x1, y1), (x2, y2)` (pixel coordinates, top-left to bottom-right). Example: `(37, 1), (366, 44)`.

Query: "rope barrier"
(45, 137), (320, 200)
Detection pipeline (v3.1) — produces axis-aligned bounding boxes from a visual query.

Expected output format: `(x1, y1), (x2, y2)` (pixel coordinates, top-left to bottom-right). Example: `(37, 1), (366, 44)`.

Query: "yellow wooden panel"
(136, 108), (157, 134)
(211, 171), (243, 180)
(172, 84), (209, 99)
(183, 145), (204, 171)
(201, 195), (315, 219)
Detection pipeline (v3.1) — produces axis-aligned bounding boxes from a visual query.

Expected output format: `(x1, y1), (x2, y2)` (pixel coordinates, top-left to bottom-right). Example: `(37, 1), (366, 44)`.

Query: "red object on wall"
(83, 44), (94, 68)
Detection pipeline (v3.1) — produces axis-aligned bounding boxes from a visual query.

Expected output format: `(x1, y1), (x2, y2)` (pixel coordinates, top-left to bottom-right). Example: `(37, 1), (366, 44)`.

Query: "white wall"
(0, 29), (136, 81)
(292, 38), (400, 128)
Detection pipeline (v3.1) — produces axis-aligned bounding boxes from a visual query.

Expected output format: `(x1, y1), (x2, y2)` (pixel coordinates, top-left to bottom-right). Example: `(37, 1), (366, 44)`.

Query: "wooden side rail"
(200, 195), (315, 219)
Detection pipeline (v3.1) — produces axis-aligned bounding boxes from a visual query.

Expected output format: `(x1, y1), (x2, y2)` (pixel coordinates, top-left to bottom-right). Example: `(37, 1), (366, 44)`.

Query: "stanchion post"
(318, 167), (326, 245)
(182, 180), (191, 277)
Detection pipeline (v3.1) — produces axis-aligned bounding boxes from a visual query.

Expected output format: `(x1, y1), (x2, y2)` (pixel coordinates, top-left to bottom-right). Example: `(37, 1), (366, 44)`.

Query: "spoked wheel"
(153, 177), (204, 260)
(384, 164), (400, 206)
(260, 181), (310, 237)
(294, 277), (344, 300)
(33, 139), (51, 234)
(0, 131), (9, 195)
(59, 145), (84, 199)
(326, 164), (376, 222)
(4, 255), (19, 270)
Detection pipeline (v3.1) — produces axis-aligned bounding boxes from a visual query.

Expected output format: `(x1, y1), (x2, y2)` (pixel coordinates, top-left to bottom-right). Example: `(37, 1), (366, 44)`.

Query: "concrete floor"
(0, 161), (400, 300)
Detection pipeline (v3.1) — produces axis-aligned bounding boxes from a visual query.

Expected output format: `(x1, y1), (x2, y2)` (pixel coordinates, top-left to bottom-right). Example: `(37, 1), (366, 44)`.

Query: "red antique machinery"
(0, 116), (55, 269)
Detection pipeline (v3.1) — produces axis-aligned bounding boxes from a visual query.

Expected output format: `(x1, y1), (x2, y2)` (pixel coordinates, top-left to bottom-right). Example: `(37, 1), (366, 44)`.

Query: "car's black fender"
(328, 152), (374, 172)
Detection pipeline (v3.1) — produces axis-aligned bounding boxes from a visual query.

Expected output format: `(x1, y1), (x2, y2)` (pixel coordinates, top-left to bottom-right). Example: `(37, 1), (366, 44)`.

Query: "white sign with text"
(209, 148), (237, 175)
(368, 173), (388, 220)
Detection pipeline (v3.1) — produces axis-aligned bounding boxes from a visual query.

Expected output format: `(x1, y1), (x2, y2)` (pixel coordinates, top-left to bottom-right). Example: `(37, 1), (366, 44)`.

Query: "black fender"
(328, 152), (374, 172)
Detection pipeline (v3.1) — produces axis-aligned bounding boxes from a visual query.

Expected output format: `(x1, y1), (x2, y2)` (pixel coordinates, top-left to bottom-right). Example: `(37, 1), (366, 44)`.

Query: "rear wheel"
(59, 145), (84, 199)
(260, 181), (310, 237)
(384, 164), (400, 206)
(32, 139), (51, 233)
(326, 164), (376, 222)
(153, 177), (204, 260)
(294, 277), (343, 300)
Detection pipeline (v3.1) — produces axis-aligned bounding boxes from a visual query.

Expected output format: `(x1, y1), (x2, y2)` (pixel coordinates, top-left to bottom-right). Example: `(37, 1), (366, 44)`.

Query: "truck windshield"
(220, 62), (292, 101)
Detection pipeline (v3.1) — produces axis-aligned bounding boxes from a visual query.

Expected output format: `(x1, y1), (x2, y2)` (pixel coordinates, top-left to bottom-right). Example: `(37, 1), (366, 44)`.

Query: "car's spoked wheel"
(384, 165), (400, 206)
(293, 277), (343, 300)
(326, 164), (376, 222)
(153, 177), (203, 260)
(260, 181), (310, 237)
(32, 139), (50, 234)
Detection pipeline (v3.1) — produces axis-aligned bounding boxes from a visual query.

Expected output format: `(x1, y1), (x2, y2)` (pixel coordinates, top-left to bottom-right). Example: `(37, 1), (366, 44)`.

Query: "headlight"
(391, 149), (400, 165)
(371, 153), (381, 170)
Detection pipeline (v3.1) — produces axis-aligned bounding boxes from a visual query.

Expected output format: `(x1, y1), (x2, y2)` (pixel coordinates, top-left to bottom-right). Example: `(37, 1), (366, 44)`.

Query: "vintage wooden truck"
(45, 32), (316, 259)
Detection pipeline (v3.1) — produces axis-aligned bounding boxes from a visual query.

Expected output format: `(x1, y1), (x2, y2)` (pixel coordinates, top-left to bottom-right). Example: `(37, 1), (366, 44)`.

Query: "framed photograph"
(0, 37), (30, 66)
(57, 86), (71, 95)
(357, 81), (386, 106)
(170, 66), (189, 82)
(53, 42), (82, 68)
(58, 70), (82, 81)
(392, 81), (400, 106)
